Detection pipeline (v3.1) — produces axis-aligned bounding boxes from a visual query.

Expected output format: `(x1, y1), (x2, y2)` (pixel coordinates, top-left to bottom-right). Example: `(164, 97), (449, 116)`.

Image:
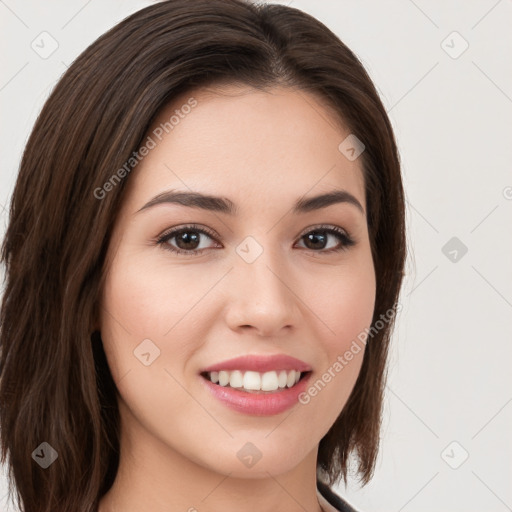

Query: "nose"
(224, 244), (301, 337)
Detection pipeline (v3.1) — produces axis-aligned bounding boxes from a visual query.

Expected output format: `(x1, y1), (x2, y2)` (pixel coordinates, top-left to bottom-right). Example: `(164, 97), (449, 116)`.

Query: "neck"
(98, 400), (325, 512)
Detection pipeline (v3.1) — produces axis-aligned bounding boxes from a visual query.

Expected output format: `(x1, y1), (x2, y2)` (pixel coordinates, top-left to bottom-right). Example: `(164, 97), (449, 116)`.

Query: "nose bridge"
(236, 235), (291, 302)
(225, 234), (298, 335)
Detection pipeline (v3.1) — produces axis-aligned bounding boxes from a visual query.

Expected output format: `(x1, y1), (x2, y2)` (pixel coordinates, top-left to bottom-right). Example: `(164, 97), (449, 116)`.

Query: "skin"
(96, 84), (376, 512)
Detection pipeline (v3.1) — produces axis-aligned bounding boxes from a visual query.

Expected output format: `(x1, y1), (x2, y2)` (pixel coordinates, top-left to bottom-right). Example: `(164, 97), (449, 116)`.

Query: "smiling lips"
(199, 353), (313, 415)
(200, 353), (312, 392)
(201, 353), (312, 373)
(204, 368), (304, 393)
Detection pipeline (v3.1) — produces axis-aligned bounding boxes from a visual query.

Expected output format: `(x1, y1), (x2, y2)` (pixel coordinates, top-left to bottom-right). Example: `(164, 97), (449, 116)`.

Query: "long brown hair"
(0, 1), (406, 510)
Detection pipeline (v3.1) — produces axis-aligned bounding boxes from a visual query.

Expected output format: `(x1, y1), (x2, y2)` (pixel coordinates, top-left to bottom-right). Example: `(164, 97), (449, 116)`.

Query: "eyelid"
(298, 223), (349, 238)
(157, 223), (219, 243)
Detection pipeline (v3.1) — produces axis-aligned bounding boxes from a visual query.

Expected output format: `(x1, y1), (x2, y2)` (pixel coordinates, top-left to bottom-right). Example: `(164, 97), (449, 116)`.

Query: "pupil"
(305, 231), (326, 250)
(178, 231), (199, 249)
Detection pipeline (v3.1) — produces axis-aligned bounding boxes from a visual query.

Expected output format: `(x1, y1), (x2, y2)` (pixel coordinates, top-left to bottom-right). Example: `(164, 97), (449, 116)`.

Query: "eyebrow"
(136, 189), (365, 215)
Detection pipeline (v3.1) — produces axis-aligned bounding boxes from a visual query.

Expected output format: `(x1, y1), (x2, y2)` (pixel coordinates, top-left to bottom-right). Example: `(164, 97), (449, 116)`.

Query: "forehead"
(124, 84), (366, 212)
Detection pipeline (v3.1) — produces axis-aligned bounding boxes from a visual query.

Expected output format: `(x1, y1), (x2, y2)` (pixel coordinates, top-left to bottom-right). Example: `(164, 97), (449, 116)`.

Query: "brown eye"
(172, 230), (202, 251)
(296, 226), (355, 253)
(157, 225), (219, 255)
(156, 224), (355, 257)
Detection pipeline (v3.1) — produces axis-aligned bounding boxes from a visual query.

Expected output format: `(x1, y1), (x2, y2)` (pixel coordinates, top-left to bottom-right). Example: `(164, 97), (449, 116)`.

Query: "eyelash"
(155, 223), (355, 257)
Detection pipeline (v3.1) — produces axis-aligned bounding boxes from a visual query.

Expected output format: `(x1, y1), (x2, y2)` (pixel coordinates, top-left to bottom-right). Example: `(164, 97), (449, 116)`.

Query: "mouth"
(200, 369), (312, 394)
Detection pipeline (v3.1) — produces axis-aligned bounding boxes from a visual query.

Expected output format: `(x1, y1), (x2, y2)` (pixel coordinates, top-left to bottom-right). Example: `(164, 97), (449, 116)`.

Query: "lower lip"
(199, 372), (312, 416)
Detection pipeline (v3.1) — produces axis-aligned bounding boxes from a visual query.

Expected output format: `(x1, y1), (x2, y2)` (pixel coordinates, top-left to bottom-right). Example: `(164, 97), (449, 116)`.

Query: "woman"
(0, 1), (406, 511)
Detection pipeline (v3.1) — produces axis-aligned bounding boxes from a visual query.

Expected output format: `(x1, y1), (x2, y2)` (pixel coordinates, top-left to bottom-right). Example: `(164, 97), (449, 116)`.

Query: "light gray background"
(1, 1), (511, 511)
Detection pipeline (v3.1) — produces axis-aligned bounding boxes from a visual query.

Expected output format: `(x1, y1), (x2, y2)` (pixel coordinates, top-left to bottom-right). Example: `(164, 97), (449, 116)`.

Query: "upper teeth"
(207, 370), (302, 391)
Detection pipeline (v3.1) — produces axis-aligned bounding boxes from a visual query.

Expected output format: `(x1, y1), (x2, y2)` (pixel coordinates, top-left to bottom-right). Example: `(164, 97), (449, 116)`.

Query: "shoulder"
(317, 480), (361, 512)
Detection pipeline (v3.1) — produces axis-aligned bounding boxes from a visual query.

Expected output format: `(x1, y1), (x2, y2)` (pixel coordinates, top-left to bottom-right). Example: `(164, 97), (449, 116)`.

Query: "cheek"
(301, 249), (375, 407)
(297, 255), (375, 430)
(333, 269), (375, 350)
(99, 254), (168, 380)
(98, 252), (206, 424)
(101, 247), (217, 340)
(99, 246), (226, 389)
(309, 251), (376, 354)
(102, 259), (173, 334)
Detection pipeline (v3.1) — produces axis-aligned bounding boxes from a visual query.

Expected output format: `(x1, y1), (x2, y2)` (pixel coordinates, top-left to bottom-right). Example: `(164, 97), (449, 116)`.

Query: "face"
(98, 84), (376, 479)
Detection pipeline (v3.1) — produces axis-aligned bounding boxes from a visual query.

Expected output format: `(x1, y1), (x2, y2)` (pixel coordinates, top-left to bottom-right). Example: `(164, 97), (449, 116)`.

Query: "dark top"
(317, 480), (360, 512)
